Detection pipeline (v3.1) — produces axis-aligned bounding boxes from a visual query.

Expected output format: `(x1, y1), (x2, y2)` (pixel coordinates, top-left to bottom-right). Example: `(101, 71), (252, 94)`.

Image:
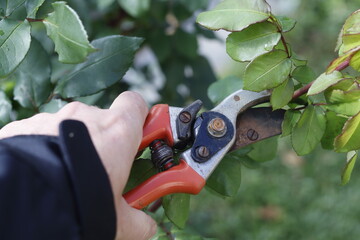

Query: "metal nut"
(208, 117), (227, 137)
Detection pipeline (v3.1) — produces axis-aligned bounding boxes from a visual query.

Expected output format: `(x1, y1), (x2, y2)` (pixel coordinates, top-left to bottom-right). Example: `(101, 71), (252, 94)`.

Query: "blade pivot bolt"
(208, 117), (227, 137)
(247, 129), (259, 141)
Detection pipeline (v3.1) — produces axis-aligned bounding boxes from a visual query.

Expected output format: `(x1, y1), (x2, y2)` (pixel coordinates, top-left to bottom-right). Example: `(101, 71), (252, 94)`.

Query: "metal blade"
(230, 107), (285, 152)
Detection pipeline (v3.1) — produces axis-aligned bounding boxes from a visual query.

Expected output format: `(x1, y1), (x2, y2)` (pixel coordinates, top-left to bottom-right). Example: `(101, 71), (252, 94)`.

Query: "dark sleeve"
(0, 120), (116, 240)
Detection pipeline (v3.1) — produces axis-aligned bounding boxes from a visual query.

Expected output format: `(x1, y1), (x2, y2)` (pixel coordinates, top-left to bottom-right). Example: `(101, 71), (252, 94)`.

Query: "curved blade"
(230, 107), (285, 152)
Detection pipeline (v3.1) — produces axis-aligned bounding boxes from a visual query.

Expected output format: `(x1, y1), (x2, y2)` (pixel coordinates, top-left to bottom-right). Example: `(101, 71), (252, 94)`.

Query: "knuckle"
(58, 101), (88, 117)
(122, 91), (148, 113)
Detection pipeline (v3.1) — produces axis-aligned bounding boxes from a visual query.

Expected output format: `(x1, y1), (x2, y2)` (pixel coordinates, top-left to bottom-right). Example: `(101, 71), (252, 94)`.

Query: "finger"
(108, 91), (148, 160)
(110, 91), (148, 117)
(100, 92), (149, 193)
(115, 198), (157, 240)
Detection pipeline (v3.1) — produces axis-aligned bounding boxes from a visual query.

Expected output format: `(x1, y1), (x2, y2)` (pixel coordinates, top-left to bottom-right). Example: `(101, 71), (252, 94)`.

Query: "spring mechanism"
(150, 140), (176, 171)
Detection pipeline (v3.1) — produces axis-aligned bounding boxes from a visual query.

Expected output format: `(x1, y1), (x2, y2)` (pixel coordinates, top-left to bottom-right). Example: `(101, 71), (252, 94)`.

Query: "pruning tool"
(123, 89), (285, 209)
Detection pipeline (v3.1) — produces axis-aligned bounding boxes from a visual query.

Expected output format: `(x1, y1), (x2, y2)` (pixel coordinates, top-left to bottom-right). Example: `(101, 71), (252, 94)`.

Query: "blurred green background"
(187, 0), (360, 239)
(188, 140), (360, 240)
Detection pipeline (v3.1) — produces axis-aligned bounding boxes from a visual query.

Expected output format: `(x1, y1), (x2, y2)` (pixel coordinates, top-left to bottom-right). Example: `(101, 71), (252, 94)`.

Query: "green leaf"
(292, 58), (307, 67)
(343, 9), (360, 35)
(325, 89), (360, 103)
(276, 15), (296, 32)
(308, 92), (326, 105)
(307, 71), (344, 96)
(321, 111), (348, 150)
(163, 194), (190, 229)
(247, 137), (278, 162)
(226, 22), (281, 62)
(117, 0), (150, 18)
(326, 101), (360, 116)
(43, 1), (95, 64)
(207, 75), (242, 105)
(25, 0), (45, 17)
(335, 27), (344, 53)
(227, 146), (259, 169)
(326, 77), (358, 92)
(56, 35), (143, 98)
(342, 34), (360, 53)
(39, 99), (67, 113)
(270, 78), (294, 110)
(206, 153), (242, 197)
(341, 151), (357, 185)
(123, 158), (157, 193)
(326, 50), (356, 74)
(0, 19), (31, 77)
(350, 50), (360, 71)
(291, 106), (326, 155)
(150, 227), (168, 240)
(244, 50), (291, 91)
(239, 155), (260, 169)
(170, 226), (207, 240)
(292, 65), (316, 84)
(0, 90), (12, 126)
(335, 111), (360, 152)
(13, 38), (51, 109)
(196, 0), (270, 32)
(281, 110), (301, 137)
(0, 0), (25, 16)
(336, 10), (360, 55)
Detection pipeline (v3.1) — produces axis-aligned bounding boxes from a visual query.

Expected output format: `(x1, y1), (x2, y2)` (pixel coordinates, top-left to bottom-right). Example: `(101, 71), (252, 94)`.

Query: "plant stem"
(280, 34), (290, 57)
(335, 59), (350, 71)
(160, 222), (175, 240)
(148, 199), (162, 213)
(292, 82), (312, 99)
(26, 18), (44, 22)
(292, 60), (350, 99)
(269, 15), (291, 57)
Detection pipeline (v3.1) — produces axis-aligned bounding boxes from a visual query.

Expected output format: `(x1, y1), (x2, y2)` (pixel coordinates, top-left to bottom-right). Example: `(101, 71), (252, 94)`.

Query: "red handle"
(123, 160), (205, 209)
(139, 104), (174, 151)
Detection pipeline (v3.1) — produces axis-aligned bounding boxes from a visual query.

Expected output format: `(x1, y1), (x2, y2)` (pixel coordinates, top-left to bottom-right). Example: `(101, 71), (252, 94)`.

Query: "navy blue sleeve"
(0, 120), (116, 240)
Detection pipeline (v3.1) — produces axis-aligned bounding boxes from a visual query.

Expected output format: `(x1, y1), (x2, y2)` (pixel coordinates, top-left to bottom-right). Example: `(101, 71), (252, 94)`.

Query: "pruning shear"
(123, 89), (285, 209)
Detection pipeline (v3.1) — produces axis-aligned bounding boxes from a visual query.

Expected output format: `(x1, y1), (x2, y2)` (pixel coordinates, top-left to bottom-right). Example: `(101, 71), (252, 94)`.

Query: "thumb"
(115, 198), (157, 240)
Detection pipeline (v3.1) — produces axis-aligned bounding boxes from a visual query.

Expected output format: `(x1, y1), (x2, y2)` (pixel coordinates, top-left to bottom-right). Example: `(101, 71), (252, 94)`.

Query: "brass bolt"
(208, 117), (227, 137)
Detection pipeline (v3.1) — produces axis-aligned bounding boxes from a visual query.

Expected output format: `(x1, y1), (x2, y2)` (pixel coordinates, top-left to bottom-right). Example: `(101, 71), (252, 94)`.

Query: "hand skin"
(0, 91), (157, 240)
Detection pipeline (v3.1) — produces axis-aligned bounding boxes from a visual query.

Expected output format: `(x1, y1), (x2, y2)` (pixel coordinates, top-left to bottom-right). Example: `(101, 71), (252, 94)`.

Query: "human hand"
(0, 91), (157, 240)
